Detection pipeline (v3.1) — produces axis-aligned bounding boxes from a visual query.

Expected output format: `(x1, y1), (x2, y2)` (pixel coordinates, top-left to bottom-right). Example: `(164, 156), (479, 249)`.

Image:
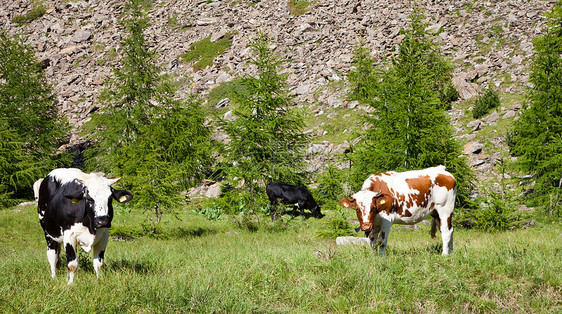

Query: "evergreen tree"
(347, 10), (471, 200)
(509, 2), (562, 217)
(0, 31), (69, 204)
(84, 0), (212, 212)
(222, 32), (308, 202)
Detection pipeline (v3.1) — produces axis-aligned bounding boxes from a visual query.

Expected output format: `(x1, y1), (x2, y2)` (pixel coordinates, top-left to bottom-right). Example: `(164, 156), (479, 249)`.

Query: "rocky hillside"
(1, 0), (557, 189)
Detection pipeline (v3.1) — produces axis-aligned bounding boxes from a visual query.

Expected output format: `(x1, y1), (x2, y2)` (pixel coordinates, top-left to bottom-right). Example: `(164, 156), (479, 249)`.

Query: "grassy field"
(0, 204), (560, 313)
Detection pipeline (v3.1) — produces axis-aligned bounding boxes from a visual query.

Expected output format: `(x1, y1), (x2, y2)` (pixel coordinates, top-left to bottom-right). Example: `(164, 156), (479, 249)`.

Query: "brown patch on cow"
(366, 178), (397, 215)
(447, 214), (452, 230)
(435, 173), (456, 191)
(403, 209), (412, 217)
(404, 176), (432, 209)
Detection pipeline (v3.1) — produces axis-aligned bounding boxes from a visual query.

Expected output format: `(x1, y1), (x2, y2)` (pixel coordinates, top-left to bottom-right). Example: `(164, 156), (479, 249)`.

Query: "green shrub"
(197, 205), (223, 221)
(318, 206), (355, 238)
(457, 190), (522, 232)
(440, 82), (459, 109)
(11, 6), (46, 25)
(314, 165), (346, 205)
(472, 88), (500, 119)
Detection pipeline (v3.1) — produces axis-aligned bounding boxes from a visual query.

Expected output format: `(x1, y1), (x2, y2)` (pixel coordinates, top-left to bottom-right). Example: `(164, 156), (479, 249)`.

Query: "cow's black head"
(312, 204), (323, 218)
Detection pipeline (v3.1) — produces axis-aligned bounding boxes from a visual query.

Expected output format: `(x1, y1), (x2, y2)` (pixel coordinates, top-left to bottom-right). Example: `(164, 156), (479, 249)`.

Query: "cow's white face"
(341, 190), (381, 232)
(51, 168), (132, 230)
(79, 173), (120, 220)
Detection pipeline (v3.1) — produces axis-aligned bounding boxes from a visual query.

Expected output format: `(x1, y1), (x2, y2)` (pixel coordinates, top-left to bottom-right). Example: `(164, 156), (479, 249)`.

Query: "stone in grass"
(336, 236), (371, 246)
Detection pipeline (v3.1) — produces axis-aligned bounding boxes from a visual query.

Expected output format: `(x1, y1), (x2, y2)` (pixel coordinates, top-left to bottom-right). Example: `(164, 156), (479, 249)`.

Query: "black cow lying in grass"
(266, 182), (322, 221)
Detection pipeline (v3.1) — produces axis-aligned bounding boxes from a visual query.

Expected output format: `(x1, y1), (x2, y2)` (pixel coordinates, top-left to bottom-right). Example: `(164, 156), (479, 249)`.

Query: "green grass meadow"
(1, 204), (560, 313)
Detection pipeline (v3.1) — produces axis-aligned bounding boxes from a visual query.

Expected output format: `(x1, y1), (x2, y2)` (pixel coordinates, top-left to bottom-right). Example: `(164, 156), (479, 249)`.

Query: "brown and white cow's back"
(341, 166), (456, 255)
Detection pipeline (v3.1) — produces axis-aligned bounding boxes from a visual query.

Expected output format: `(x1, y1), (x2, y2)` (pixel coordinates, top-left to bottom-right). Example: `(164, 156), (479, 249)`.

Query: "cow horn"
(107, 177), (120, 186)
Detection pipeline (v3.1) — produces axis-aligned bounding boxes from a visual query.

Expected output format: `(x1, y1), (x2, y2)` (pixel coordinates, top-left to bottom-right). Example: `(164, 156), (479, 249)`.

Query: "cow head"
(340, 190), (393, 232)
(68, 173), (133, 230)
(311, 204), (323, 218)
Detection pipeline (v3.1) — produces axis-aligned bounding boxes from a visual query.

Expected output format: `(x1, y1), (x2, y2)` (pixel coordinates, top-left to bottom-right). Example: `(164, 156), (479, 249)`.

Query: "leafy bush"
(314, 165), (346, 205)
(456, 190), (521, 232)
(472, 88), (500, 119)
(317, 206), (355, 238)
(440, 82), (460, 109)
(198, 205), (223, 221)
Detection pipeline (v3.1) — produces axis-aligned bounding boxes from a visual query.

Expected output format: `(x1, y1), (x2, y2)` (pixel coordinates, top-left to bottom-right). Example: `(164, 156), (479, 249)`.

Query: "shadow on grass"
(170, 226), (216, 239)
(110, 225), (217, 240)
(108, 258), (156, 274)
(273, 208), (325, 220)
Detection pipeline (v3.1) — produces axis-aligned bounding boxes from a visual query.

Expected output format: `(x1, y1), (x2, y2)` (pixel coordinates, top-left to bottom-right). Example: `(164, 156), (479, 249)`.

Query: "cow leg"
(63, 231), (78, 284)
(46, 238), (60, 279)
(93, 229), (109, 278)
(375, 219), (392, 255)
(298, 202), (306, 220)
(439, 214), (454, 255)
(270, 200), (277, 221)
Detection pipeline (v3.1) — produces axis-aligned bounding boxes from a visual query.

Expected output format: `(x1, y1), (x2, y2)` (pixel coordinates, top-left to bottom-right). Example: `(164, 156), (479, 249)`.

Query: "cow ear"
(340, 198), (355, 209)
(113, 189), (133, 203)
(373, 193), (392, 213)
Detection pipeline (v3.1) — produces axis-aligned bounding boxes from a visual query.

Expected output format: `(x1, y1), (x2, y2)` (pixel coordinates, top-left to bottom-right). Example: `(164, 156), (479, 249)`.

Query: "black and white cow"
(266, 182), (322, 221)
(37, 168), (132, 284)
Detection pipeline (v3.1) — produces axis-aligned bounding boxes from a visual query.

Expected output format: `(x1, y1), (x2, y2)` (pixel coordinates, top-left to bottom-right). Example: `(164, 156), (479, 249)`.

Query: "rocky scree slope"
(1, 0), (556, 191)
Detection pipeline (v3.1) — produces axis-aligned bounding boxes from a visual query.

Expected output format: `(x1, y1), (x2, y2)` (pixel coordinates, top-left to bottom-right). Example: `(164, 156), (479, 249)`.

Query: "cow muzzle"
(360, 223), (372, 232)
(94, 216), (111, 229)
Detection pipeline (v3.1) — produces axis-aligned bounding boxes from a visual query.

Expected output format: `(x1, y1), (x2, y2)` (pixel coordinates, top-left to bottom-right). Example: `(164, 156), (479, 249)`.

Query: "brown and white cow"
(340, 165), (456, 255)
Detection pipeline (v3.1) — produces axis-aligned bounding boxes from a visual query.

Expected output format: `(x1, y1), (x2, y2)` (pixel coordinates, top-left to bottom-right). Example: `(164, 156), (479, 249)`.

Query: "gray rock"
(204, 183), (221, 198)
(336, 236), (371, 246)
(223, 110), (236, 121)
(467, 120), (482, 132)
(296, 84), (312, 95)
(71, 30), (91, 43)
(464, 141), (484, 155)
(502, 110), (516, 119)
(216, 98), (230, 108)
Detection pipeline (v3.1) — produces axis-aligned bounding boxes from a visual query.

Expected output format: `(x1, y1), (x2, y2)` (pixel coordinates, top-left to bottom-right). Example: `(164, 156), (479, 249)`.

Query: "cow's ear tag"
(119, 195), (128, 202)
(380, 200), (386, 204)
(72, 198), (80, 203)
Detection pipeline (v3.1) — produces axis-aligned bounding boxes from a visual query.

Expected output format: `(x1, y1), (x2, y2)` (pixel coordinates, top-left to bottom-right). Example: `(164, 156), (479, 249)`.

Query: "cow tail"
(430, 217), (437, 239)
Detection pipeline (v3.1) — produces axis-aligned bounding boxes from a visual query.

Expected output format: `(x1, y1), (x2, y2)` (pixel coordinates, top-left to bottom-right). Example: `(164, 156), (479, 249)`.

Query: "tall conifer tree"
(509, 2), (562, 216)
(0, 31), (69, 204)
(222, 32), (308, 199)
(347, 9), (471, 200)
(84, 0), (212, 211)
